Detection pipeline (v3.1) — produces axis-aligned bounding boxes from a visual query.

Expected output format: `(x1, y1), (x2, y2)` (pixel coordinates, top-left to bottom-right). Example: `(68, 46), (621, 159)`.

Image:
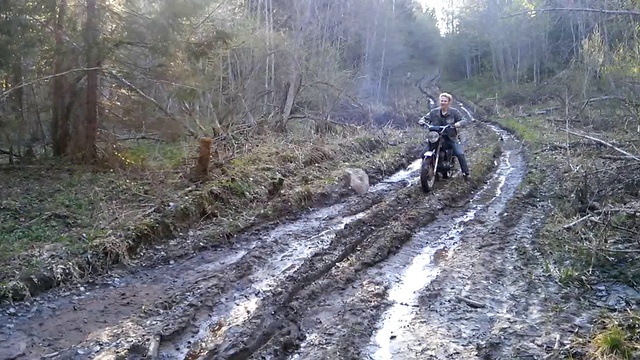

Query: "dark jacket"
(425, 107), (467, 127)
(424, 107), (468, 140)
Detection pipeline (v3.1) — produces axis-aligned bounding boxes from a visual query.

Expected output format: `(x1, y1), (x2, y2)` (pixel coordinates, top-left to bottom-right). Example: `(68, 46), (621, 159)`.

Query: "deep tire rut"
(179, 122), (503, 360)
(249, 122), (529, 360)
(0, 113), (504, 360)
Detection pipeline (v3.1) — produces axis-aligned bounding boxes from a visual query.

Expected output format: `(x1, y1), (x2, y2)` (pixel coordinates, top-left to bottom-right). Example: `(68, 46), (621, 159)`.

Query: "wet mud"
(0, 104), (552, 360)
(274, 119), (528, 360)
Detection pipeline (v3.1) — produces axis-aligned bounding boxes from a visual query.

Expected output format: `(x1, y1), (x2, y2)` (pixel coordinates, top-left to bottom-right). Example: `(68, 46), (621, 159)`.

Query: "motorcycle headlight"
(427, 131), (440, 143)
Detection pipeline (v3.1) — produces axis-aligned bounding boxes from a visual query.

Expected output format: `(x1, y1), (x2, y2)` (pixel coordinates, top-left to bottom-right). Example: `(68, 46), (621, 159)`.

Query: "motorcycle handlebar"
(422, 123), (454, 132)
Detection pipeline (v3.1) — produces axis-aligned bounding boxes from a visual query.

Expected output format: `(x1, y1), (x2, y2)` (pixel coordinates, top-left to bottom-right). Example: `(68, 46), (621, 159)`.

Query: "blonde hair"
(439, 92), (453, 102)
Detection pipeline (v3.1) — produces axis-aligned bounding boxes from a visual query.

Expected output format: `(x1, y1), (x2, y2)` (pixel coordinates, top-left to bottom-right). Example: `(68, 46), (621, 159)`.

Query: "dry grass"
(0, 120), (425, 301)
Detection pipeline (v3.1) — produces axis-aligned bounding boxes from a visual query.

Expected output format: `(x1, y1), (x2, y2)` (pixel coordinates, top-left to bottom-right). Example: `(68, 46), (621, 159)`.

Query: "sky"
(418, 0), (443, 11)
(418, 0), (447, 34)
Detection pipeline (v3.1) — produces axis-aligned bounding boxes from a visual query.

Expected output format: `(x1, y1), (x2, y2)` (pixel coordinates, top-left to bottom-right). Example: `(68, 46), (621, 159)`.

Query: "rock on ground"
(338, 168), (370, 195)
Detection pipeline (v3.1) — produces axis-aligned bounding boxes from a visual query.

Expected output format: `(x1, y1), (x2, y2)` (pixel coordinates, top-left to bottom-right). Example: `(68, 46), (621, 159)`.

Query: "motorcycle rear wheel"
(441, 162), (455, 179)
(441, 152), (455, 179)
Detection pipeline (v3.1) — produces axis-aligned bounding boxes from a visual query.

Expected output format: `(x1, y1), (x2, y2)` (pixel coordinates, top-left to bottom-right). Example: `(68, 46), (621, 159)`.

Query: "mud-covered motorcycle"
(419, 123), (458, 193)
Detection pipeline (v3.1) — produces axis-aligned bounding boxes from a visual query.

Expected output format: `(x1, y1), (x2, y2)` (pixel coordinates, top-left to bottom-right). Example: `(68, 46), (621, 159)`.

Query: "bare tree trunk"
(377, 13), (388, 102)
(51, 0), (70, 156)
(83, 0), (99, 162)
(570, 14), (578, 59)
(280, 70), (302, 128)
(516, 44), (521, 85)
(11, 59), (26, 155)
(465, 45), (472, 79)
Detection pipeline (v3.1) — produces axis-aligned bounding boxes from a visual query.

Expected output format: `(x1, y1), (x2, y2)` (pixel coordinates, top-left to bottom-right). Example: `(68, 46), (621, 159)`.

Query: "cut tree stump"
(190, 137), (212, 182)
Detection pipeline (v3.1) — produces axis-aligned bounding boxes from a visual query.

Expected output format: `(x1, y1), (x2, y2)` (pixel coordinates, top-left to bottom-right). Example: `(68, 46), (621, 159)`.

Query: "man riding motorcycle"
(418, 92), (471, 178)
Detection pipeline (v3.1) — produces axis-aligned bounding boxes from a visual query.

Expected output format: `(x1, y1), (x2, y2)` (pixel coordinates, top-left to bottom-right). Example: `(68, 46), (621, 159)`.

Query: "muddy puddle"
(0, 155), (424, 359)
(0, 100), (531, 360)
(367, 121), (525, 360)
(285, 107), (527, 360)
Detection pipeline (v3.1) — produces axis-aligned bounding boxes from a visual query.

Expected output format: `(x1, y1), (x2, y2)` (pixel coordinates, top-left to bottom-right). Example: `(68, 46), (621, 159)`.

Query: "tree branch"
(105, 70), (199, 138)
(0, 148), (19, 157)
(115, 134), (165, 142)
(595, 207), (640, 215)
(562, 129), (640, 162)
(502, 8), (640, 19)
(299, 81), (366, 110)
(563, 214), (595, 229)
(571, 95), (638, 121)
(0, 67), (100, 101)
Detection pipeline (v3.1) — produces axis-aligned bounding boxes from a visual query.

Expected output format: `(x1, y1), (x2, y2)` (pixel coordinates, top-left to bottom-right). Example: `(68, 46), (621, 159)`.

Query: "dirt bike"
(419, 123), (458, 193)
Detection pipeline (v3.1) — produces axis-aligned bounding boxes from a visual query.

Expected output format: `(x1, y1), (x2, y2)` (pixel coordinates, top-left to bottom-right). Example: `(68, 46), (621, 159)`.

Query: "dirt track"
(0, 106), (570, 360)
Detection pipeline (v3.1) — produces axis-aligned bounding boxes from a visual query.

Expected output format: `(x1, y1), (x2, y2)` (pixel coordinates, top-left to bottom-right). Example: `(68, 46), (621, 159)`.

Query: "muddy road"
(0, 106), (554, 360)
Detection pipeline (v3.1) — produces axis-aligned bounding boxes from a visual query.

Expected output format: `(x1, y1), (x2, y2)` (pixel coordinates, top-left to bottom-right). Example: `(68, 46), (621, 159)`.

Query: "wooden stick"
(455, 295), (487, 308)
(563, 214), (594, 229)
(146, 333), (161, 359)
(502, 8), (640, 19)
(561, 129), (640, 162)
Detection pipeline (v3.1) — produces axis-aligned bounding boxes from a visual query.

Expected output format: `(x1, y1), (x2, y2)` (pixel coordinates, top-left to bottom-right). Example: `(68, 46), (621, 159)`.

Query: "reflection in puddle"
(371, 159), (422, 192)
(369, 118), (525, 360)
(166, 151), (423, 358)
(177, 209), (369, 358)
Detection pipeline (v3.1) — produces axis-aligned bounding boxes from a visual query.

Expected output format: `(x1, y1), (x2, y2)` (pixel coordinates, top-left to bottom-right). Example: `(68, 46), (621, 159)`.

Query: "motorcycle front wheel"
(420, 158), (436, 193)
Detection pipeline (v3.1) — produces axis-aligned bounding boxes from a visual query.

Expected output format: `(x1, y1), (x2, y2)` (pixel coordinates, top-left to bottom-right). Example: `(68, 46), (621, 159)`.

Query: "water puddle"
(372, 159), (422, 191)
(167, 208), (370, 358)
(367, 114), (526, 360)
(163, 153), (424, 358)
(286, 117), (525, 360)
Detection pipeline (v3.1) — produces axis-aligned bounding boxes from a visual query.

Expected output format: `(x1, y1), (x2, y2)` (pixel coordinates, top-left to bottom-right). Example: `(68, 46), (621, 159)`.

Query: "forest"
(0, 0), (440, 160)
(0, 0), (639, 358)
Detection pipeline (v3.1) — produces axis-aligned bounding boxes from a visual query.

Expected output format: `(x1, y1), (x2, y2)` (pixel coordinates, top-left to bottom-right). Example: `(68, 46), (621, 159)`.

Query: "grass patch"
(496, 117), (546, 146)
(593, 325), (632, 359)
(0, 169), (164, 263)
(121, 141), (190, 169)
(586, 313), (640, 360)
(441, 75), (505, 101)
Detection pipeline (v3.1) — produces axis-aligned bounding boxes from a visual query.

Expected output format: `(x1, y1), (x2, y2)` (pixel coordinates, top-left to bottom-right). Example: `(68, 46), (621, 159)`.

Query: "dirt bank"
(0, 125), (425, 303)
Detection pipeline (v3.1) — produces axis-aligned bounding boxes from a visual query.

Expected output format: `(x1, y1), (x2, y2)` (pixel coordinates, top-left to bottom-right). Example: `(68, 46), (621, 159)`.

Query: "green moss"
(442, 75), (503, 101)
(123, 141), (189, 169)
(497, 117), (545, 147)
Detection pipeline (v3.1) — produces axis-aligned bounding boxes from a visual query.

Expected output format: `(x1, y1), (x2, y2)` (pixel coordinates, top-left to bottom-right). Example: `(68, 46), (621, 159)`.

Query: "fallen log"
(455, 295), (487, 308)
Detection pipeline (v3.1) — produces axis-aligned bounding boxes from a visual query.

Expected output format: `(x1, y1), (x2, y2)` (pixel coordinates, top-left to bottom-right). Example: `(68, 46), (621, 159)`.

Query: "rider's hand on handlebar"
(418, 117), (427, 126)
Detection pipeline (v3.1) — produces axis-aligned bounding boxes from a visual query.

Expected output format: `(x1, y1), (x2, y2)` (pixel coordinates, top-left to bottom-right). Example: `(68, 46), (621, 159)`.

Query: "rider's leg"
(448, 139), (470, 175)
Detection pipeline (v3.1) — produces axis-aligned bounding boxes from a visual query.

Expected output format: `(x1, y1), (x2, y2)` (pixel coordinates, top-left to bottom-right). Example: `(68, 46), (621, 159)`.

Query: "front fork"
(425, 142), (441, 172)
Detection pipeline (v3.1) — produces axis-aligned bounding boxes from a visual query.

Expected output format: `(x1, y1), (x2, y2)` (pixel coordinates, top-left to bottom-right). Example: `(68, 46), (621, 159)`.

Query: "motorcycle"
(419, 123), (458, 193)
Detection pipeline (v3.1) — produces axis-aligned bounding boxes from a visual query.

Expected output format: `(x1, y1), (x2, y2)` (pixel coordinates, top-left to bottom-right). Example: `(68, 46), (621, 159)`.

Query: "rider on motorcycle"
(418, 92), (470, 178)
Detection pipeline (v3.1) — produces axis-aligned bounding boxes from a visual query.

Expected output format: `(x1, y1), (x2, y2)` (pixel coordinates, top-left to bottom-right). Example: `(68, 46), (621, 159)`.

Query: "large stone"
(337, 168), (370, 195)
